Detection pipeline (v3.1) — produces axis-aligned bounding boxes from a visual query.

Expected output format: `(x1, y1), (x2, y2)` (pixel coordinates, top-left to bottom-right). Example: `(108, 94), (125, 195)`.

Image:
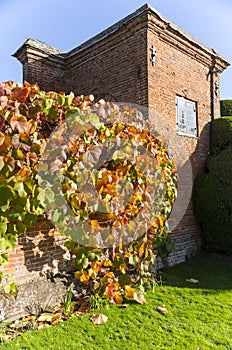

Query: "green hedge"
(194, 117), (232, 253)
(220, 100), (232, 117)
(210, 117), (232, 154)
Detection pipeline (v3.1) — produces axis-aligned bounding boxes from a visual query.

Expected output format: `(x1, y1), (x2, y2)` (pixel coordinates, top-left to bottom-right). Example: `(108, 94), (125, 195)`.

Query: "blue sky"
(0, 0), (231, 99)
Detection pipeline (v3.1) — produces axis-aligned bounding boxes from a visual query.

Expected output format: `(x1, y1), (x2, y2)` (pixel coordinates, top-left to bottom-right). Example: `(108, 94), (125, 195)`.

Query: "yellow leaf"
(150, 218), (159, 228)
(103, 259), (113, 267)
(104, 271), (115, 279)
(157, 215), (164, 227)
(119, 263), (127, 274)
(88, 268), (97, 279)
(91, 261), (102, 272)
(114, 292), (123, 304)
(139, 242), (145, 257)
(136, 194), (143, 201)
(124, 285), (134, 298)
(74, 270), (90, 284)
(37, 313), (61, 323)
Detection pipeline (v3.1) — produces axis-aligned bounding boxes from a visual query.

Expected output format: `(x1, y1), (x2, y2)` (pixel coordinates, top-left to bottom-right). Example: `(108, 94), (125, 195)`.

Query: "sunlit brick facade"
(3, 4), (229, 282)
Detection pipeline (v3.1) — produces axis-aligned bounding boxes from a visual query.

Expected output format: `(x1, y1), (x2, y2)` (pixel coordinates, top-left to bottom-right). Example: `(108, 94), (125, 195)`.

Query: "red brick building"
(3, 4), (229, 282)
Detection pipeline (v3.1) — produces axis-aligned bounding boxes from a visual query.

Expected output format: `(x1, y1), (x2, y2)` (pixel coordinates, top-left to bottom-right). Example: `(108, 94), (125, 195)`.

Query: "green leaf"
(52, 209), (62, 222)
(4, 282), (17, 296)
(0, 222), (7, 236)
(42, 98), (53, 114)
(119, 274), (131, 287)
(0, 234), (16, 251)
(89, 113), (101, 129)
(20, 214), (35, 227)
(8, 223), (17, 235)
(5, 234), (16, 251)
(14, 182), (27, 198)
(0, 185), (15, 211)
(38, 188), (55, 208)
(47, 105), (58, 120)
(64, 240), (76, 251)
(63, 95), (74, 108)
(82, 257), (89, 269)
(0, 253), (9, 265)
(57, 94), (65, 106)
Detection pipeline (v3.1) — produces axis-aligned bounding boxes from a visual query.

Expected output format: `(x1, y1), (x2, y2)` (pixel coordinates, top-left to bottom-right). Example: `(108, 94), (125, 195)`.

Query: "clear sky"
(0, 0), (231, 99)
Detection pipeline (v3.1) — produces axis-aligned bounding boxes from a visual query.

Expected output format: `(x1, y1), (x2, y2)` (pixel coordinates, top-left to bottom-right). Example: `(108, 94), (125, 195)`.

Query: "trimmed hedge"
(194, 147), (232, 253)
(210, 117), (232, 154)
(194, 116), (232, 253)
(220, 99), (232, 117)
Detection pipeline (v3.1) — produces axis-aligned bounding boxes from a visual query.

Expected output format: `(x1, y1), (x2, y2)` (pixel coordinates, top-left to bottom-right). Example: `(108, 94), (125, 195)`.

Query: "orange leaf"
(127, 125), (138, 135)
(114, 292), (123, 304)
(90, 220), (100, 228)
(124, 286), (134, 298)
(10, 115), (29, 133)
(14, 166), (31, 181)
(0, 134), (11, 152)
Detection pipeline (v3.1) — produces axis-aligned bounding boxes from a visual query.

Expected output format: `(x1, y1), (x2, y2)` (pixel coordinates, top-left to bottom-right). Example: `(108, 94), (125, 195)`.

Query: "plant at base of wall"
(0, 81), (177, 303)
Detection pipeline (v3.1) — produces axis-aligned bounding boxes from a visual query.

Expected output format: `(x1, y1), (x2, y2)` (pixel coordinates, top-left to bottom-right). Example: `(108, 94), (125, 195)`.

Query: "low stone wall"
(0, 274), (83, 323)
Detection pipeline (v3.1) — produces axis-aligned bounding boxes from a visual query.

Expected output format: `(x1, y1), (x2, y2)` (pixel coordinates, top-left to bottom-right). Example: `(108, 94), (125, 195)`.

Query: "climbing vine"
(0, 81), (178, 302)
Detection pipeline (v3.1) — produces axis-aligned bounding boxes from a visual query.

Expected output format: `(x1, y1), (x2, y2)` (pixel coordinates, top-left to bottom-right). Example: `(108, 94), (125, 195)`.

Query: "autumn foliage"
(0, 81), (178, 302)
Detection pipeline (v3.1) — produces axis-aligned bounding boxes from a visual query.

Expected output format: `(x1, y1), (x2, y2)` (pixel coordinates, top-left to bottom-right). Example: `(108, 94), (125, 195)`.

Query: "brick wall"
(6, 4), (229, 284)
(66, 12), (149, 106)
(0, 218), (72, 285)
(14, 39), (68, 93)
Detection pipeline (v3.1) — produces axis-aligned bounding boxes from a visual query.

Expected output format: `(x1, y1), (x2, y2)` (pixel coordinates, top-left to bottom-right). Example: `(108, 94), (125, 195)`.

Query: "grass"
(1, 251), (232, 350)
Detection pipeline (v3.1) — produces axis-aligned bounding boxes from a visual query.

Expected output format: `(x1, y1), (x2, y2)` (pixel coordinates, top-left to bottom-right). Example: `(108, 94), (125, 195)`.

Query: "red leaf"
(105, 283), (116, 299)
(12, 87), (29, 102)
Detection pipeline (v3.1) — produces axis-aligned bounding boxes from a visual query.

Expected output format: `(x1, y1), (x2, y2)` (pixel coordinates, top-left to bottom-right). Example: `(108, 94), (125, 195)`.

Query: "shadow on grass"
(160, 250), (232, 291)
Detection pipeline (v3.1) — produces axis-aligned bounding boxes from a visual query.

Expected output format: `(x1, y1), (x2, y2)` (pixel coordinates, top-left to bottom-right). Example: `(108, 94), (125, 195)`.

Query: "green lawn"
(1, 251), (232, 350)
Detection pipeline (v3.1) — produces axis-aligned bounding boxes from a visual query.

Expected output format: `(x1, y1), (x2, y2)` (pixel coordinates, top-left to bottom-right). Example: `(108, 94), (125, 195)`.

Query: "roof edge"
(12, 4), (230, 68)
(66, 4), (150, 57)
(146, 4), (230, 66)
(12, 38), (65, 58)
